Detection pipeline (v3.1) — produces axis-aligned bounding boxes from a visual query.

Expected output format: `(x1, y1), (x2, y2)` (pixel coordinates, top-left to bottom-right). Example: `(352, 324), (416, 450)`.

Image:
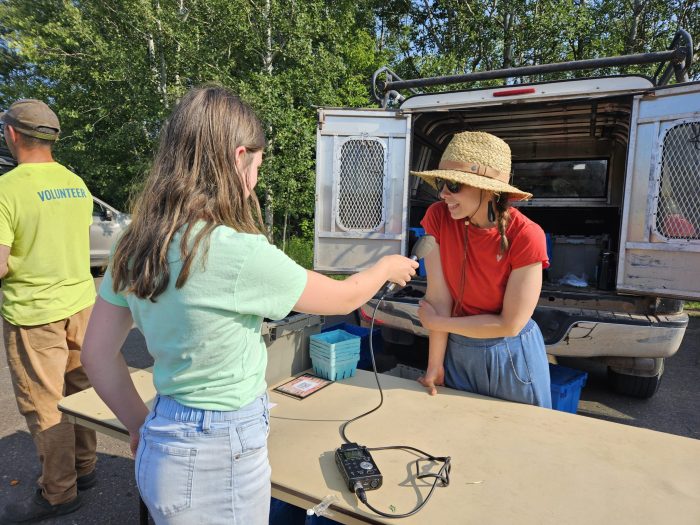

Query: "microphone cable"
(339, 289), (452, 518)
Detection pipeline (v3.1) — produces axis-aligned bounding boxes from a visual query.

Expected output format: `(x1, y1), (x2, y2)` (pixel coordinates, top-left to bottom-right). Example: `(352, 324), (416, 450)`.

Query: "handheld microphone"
(385, 234), (436, 294)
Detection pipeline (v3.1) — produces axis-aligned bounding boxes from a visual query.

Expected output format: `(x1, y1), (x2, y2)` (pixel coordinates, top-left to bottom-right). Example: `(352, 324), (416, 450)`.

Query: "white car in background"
(0, 149), (129, 269)
(89, 196), (130, 269)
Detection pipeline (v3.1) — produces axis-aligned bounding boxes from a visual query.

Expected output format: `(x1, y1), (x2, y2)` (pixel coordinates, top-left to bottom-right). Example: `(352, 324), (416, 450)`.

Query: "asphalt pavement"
(0, 281), (698, 524)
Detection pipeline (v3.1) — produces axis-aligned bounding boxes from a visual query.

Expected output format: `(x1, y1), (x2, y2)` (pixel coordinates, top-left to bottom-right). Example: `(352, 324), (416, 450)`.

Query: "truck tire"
(607, 365), (663, 399)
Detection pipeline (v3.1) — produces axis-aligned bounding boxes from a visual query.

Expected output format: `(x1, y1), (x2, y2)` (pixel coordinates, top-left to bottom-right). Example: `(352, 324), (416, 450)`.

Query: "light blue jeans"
(444, 319), (552, 408)
(135, 393), (271, 525)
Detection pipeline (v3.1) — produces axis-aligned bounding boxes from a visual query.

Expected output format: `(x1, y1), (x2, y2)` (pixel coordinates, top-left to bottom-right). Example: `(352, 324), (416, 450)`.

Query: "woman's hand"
(418, 299), (441, 330)
(419, 299), (446, 396)
(381, 254), (419, 287)
(418, 365), (445, 396)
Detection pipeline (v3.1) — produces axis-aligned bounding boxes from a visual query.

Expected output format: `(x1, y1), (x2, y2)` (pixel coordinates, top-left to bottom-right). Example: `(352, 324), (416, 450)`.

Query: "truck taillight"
(359, 305), (384, 326)
(493, 87), (536, 97)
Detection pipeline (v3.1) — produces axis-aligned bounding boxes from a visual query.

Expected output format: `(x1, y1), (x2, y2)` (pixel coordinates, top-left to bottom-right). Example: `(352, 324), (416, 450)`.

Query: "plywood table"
(59, 369), (700, 525)
(59, 368), (157, 438)
(267, 370), (700, 525)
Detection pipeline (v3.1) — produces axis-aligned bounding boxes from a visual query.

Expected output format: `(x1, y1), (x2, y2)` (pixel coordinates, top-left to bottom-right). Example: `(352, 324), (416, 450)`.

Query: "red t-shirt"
(421, 203), (549, 316)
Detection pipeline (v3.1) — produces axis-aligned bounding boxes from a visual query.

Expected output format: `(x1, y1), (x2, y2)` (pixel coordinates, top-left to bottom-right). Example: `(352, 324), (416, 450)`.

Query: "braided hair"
(494, 193), (511, 254)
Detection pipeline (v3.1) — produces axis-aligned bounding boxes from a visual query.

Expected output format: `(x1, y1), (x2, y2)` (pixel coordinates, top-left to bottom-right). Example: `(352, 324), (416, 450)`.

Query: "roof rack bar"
(653, 29), (693, 85)
(385, 48), (687, 93)
(373, 29), (693, 106)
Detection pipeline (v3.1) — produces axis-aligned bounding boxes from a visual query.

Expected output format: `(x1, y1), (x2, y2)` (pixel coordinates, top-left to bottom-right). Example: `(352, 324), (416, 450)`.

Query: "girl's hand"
(418, 365), (445, 396)
(382, 255), (419, 287)
(129, 431), (140, 457)
(418, 299), (440, 330)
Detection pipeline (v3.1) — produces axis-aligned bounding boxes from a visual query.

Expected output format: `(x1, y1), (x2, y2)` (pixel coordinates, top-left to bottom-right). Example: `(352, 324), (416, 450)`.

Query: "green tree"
(1, 0), (697, 256)
(376, 0), (699, 87)
(0, 0), (391, 249)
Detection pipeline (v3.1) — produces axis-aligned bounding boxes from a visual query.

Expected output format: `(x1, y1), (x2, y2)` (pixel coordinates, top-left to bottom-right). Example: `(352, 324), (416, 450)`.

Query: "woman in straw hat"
(80, 85), (417, 524)
(412, 131), (551, 408)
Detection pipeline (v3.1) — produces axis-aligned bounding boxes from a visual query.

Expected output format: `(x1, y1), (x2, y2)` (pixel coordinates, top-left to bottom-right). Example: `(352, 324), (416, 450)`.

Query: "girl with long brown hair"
(81, 85), (417, 525)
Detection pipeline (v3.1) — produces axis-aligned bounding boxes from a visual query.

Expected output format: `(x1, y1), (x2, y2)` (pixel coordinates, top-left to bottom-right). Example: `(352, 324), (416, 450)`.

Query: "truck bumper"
(360, 300), (689, 360)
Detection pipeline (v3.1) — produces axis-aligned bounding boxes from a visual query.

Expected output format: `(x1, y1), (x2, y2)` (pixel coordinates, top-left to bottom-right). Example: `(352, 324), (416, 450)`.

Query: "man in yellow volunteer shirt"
(0, 100), (97, 523)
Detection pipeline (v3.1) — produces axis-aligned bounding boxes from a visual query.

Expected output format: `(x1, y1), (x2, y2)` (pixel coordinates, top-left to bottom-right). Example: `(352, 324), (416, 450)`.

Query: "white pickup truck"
(313, 29), (698, 398)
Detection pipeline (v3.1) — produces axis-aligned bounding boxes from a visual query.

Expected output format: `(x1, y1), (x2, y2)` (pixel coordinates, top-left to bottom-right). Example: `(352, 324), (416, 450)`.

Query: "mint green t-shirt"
(99, 225), (308, 411)
(0, 162), (95, 326)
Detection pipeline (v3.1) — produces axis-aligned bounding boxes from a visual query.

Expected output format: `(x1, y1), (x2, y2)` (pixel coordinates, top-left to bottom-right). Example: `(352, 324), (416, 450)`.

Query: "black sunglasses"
(435, 177), (462, 193)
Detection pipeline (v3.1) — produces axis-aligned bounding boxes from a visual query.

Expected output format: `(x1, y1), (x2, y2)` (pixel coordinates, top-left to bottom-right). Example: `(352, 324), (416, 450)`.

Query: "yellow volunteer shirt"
(0, 162), (95, 326)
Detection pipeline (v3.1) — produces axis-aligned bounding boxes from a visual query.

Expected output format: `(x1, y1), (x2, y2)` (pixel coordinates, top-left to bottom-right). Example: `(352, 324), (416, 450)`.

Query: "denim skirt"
(444, 319), (552, 408)
(135, 393), (271, 525)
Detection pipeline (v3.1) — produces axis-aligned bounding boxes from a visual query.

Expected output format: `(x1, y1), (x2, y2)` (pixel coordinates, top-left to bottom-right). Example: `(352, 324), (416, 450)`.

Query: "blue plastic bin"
(309, 345), (359, 363)
(270, 497), (339, 524)
(549, 364), (588, 414)
(309, 330), (361, 354)
(270, 497), (306, 524)
(408, 227), (428, 277)
(311, 353), (360, 380)
(322, 323), (382, 370)
(309, 330), (361, 380)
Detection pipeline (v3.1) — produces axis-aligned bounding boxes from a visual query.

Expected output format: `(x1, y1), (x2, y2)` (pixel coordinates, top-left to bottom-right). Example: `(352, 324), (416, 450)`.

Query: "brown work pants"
(3, 306), (97, 505)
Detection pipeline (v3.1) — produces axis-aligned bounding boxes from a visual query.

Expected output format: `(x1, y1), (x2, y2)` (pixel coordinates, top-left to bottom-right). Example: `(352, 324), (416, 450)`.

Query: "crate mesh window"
(655, 122), (700, 240)
(337, 138), (385, 230)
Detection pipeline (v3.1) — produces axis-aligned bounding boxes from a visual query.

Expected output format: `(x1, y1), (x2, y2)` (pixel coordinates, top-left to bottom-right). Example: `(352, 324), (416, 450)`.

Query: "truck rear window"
(512, 159), (608, 199)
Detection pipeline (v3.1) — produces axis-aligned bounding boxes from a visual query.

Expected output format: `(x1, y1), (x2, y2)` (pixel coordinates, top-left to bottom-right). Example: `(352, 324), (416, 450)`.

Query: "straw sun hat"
(410, 131), (532, 200)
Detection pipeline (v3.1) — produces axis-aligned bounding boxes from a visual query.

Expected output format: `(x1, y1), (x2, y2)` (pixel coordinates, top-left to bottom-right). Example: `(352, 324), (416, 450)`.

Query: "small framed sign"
(273, 374), (332, 400)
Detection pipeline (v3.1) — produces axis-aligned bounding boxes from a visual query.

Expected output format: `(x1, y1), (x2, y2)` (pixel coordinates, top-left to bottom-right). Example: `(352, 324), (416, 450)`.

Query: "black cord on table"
(339, 290), (452, 519)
